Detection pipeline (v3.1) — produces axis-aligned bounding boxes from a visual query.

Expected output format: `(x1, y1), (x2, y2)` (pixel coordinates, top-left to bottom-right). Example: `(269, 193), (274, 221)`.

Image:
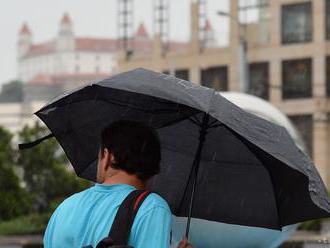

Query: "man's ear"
(104, 148), (114, 170)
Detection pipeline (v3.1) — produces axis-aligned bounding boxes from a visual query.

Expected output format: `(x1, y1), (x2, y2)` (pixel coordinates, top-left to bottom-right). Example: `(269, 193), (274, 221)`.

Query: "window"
(162, 69), (189, 81)
(282, 58), (312, 99)
(326, 57), (330, 97)
(175, 69), (189, 81)
(201, 66), (228, 91)
(289, 115), (313, 157)
(281, 2), (312, 44)
(248, 62), (269, 100)
(326, 0), (330, 39)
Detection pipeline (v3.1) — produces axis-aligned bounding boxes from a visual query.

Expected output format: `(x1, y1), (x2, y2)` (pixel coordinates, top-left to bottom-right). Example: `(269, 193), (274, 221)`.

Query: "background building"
(116, 0), (330, 188)
(17, 13), (190, 88)
(16, 12), (188, 100)
(0, 11), (190, 135)
(17, 13), (116, 84)
(1, 0), (330, 187)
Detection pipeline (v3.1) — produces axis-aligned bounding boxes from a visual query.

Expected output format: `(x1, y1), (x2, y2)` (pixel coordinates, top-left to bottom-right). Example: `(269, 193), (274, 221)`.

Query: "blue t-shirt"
(44, 183), (172, 248)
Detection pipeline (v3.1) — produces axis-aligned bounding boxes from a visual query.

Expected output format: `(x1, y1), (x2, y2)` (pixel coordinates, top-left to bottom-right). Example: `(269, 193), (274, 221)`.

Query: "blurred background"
(0, 0), (330, 247)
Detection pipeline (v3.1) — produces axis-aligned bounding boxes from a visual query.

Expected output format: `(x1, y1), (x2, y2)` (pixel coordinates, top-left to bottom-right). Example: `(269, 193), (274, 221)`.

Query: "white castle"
(17, 13), (216, 87)
(18, 13), (122, 87)
(0, 13), (216, 134)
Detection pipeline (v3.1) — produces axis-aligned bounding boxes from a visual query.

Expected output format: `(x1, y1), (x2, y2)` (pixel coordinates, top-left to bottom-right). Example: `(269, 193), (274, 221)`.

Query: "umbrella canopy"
(171, 93), (302, 248)
(20, 68), (330, 231)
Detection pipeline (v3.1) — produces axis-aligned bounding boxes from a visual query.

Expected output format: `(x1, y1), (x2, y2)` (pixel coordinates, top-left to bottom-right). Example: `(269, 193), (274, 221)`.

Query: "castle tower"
(56, 13), (75, 52)
(135, 23), (149, 41)
(17, 23), (32, 58)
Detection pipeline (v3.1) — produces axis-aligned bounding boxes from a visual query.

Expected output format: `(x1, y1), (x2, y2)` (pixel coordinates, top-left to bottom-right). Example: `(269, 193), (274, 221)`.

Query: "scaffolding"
(153, 0), (170, 55)
(198, 0), (208, 51)
(117, 0), (134, 57)
(238, 0), (270, 28)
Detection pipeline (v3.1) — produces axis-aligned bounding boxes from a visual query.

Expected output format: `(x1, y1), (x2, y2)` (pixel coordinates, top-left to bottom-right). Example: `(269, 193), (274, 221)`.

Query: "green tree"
(17, 122), (90, 213)
(0, 80), (23, 103)
(0, 126), (30, 221)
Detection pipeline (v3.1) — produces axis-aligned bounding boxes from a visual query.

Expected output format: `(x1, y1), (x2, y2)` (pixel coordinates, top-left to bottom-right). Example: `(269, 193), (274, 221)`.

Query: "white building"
(17, 13), (191, 88)
(0, 13), (191, 134)
(17, 13), (118, 85)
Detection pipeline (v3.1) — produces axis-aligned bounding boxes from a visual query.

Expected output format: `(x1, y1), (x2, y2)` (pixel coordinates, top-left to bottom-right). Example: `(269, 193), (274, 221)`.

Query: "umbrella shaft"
(185, 113), (210, 239)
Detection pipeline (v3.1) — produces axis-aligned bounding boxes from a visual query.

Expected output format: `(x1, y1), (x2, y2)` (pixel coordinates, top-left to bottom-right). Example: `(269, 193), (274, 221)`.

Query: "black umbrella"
(19, 68), (330, 237)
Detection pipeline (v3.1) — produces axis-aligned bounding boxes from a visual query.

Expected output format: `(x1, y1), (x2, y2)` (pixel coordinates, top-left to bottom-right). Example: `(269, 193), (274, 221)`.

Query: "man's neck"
(102, 171), (146, 190)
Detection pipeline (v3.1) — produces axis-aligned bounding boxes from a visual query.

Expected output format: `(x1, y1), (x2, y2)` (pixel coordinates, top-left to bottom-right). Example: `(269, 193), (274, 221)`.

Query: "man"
(44, 120), (193, 248)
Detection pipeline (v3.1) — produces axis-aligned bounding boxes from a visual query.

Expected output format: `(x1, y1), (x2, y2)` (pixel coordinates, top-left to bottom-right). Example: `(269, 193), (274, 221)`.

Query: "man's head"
(97, 120), (161, 183)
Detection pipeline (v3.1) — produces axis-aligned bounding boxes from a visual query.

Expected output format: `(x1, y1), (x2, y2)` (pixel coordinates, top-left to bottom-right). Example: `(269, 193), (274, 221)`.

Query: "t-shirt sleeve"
(43, 206), (61, 248)
(130, 206), (172, 248)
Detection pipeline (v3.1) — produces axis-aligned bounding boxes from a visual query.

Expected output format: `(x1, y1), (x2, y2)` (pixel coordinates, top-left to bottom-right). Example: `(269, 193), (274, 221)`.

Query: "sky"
(0, 0), (230, 86)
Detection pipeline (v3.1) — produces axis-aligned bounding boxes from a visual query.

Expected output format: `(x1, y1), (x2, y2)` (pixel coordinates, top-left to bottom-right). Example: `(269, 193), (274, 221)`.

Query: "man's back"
(44, 183), (172, 248)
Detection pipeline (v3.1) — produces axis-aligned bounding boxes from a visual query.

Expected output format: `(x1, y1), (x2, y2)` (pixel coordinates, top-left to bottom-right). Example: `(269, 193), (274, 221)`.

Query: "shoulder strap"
(96, 189), (151, 248)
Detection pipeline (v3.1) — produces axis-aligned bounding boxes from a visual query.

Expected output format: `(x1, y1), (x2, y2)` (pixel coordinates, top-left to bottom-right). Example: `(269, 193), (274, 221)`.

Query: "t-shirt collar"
(93, 183), (137, 192)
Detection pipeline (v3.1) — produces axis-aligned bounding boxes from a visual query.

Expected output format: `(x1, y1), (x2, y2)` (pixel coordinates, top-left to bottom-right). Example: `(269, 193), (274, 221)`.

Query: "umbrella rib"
(208, 119), (225, 129)
(63, 96), (191, 115)
(155, 113), (201, 130)
(161, 145), (264, 168)
(59, 108), (200, 142)
(209, 123), (224, 129)
(76, 158), (98, 178)
(263, 167), (283, 228)
(188, 116), (202, 126)
(73, 113), (202, 178)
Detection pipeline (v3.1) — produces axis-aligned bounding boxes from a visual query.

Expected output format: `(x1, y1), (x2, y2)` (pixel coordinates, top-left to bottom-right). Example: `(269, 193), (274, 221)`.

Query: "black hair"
(100, 120), (161, 181)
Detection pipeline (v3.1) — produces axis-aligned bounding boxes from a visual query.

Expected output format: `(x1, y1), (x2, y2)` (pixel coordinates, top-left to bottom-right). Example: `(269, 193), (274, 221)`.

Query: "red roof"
(75, 37), (118, 52)
(136, 23), (148, 37)
(26, 41), (55, 57)
(20, 23), (31, 35)
(53, 73), (109, 81)
(61, 13), (72, 24)
(23, 37), (189, 57)
(28, 73), (110, 85)
(28, 74), (54, 85)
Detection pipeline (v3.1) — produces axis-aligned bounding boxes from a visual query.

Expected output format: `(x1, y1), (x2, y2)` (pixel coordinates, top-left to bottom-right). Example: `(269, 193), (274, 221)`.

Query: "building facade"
(0, 12), (191, 135)
(116, 0), (330, 187)
(17, 13), (117, 84)
(3, 0), (330, 185)
(16, 13), (191, 87)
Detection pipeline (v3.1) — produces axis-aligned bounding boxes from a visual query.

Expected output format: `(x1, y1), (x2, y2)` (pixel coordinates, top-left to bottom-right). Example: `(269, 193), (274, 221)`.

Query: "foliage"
(298, 219), (321, 231)
(0, 122), (90, 234)
(0, 80), (23, 103)
(17, 121), (91, 213)
(0, 126), (30, 221)
(0, 213), (51, 235)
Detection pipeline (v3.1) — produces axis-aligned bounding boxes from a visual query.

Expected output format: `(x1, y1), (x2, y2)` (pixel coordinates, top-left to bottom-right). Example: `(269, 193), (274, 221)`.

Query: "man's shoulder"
(56, 187), (92, 211)
(140, 192), (171, 214)
(129, 192), (172, 245)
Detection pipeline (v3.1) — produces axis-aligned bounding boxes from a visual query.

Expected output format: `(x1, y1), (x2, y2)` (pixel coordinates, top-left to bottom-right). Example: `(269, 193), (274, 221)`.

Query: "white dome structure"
(220, 92), (305, 152)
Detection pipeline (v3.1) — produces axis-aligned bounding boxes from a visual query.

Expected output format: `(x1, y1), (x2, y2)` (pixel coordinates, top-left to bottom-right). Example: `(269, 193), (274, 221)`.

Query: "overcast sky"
(0, 0), (230, 86)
